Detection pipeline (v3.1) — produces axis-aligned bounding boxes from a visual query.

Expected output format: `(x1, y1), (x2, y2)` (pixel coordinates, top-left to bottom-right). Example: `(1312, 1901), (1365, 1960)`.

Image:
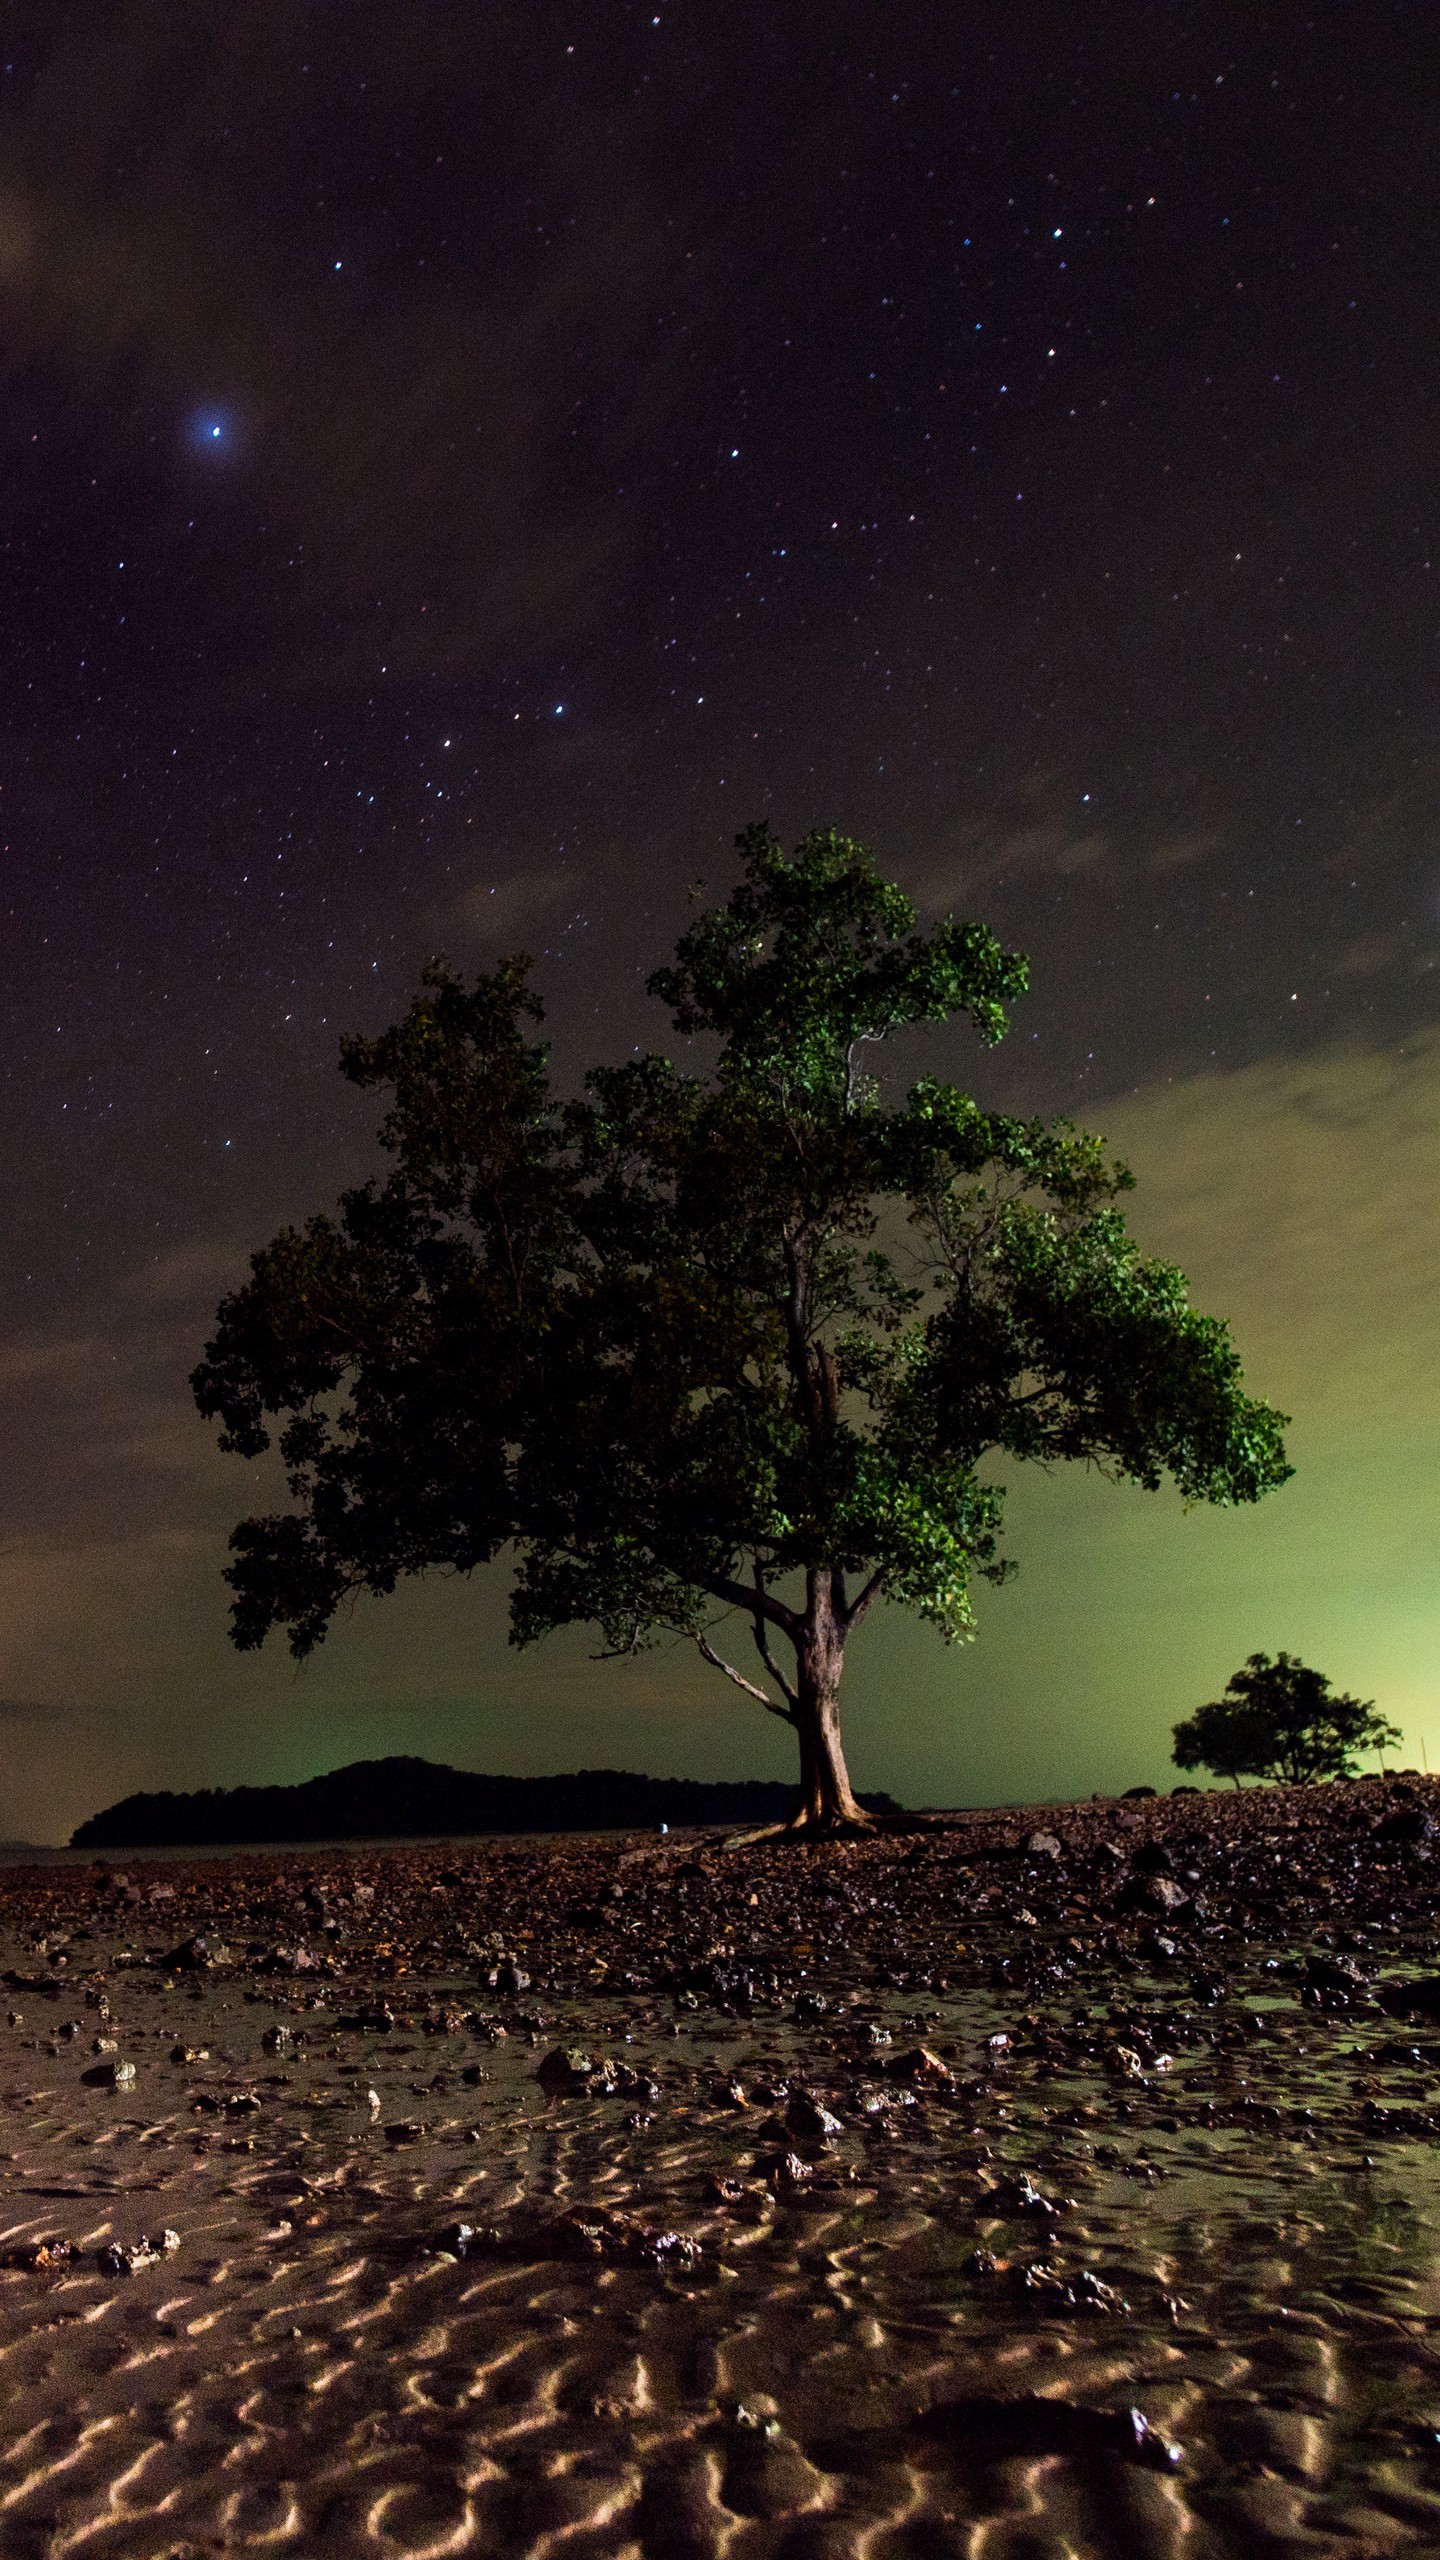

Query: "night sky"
(2, 5), (1437, 1842)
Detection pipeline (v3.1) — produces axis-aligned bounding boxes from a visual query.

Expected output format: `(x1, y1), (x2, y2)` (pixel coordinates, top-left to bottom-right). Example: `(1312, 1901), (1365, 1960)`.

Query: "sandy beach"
(3, 1779), (1440, 2556)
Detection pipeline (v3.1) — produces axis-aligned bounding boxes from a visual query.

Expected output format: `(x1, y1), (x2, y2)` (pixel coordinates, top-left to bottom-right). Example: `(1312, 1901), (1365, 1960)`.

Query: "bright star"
(188, 408), (236, 456)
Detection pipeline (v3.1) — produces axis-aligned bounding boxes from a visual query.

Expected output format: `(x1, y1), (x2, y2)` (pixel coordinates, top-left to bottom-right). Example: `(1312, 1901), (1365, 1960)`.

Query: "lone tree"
(1173, 1652), (1399, 1787)
(194, 825), (1292, 1830)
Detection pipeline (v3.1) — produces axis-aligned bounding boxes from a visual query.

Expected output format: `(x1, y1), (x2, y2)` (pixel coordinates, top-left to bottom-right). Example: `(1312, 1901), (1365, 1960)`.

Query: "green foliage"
(193, 822), (1292, 1806)
(1173, 1652), (1400, 1785)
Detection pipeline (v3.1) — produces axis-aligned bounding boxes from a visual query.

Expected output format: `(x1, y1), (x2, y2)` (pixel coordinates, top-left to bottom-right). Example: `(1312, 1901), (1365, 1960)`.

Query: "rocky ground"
(3, 1774), (1440, 2556)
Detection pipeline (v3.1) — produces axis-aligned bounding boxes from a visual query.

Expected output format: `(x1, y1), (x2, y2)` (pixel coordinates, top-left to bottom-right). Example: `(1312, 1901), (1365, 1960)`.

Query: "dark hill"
(70, 1757), (901, 1847)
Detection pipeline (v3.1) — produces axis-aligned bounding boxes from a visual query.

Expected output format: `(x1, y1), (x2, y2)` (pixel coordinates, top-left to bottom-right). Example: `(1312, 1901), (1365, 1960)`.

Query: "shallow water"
(3, 1814), (1440, 2555)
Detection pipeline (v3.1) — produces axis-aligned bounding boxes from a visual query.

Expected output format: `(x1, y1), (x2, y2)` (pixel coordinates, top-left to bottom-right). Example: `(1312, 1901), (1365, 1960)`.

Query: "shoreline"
(4, 1765), (1412, 1864)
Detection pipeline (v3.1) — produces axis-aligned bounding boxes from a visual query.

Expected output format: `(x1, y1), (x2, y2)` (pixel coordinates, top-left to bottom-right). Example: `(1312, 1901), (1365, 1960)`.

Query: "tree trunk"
(786, 1569), (872, 1831)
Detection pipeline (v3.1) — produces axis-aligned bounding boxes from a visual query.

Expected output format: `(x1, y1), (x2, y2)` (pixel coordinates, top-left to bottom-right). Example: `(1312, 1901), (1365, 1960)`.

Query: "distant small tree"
(1173, 1652), (1400, 1786)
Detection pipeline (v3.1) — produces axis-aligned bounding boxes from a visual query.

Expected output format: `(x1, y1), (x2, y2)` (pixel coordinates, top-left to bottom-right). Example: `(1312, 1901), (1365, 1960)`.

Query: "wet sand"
(3, 1777), (1440, 2556)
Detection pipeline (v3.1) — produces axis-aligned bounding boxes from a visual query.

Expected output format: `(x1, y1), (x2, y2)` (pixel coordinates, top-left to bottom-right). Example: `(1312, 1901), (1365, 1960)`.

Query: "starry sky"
(1, 3), (1437, 1842)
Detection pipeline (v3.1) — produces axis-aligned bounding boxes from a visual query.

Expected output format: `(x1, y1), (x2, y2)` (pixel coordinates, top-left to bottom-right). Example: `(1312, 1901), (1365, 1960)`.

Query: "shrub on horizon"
(1172, 1651), (1400, 1786)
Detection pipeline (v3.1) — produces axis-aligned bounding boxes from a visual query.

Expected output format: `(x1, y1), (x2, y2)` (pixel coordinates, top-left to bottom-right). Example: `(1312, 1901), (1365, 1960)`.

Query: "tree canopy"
(1172, 1651), (1399, 1786)
(193, 823), (1293, 1829)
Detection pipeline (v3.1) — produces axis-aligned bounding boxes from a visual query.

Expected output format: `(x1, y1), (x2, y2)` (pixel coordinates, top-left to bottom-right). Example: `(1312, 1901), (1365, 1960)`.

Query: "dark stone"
(98, 2231), (179, 2276)
(1117, 1874), (1191, 1916)
(1378, 1976), (1440, 2023)
(991, 2173), (1069, 2220)
(889, 2044), (953, 2086)
(1301, 1951), (1368, 1996)
(163, 1935), (234, 1972)
(1374, 1807), (1434, 1846)
(784, 2089), (844, 2141)
(1131, 1841), (1175, 1875)
(536, 2044), (596, 2093)
(432, 2221), (475, 2257)
(917, 2395), (1181, 2470)
(81, 2057), (136, 2089)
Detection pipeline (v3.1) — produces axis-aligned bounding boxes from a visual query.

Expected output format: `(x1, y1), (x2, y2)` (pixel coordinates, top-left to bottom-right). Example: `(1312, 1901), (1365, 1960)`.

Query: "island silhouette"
(70, 1756), (901, 1848)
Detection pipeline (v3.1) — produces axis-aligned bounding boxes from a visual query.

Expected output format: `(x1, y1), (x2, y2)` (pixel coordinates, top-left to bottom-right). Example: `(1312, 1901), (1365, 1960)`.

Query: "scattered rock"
(193, 2086), (262, 2114)
(770, 2151), (812, 2190)
(536, 2044), (597, 2093)
(1131, 1841), (1175, 1875)
(467, 2206), (704, 2271)
(1300, 1951), (1369, 2003)
(1117, 1874), (1191, 1916)
(164, 1935), (234, 1972)
(1378, 1975), (1440, 2023)
(13, 2238), (74, 2272)
(1004, 2261), (1127, 2313)
(920, 2394), (1180, 2469)
(784, 2089), (844, 2141)
(430, 2221), (476, 2258)
(98, 2231), (180, 2277)
(259, 1943), (325, 1974)
(889, 2044), (953, 2086)
(990, 2173), (1071, 2221)
(82, 2057), (136, 2089)
(487, 1958), (531, 1996)
(1374, 1807), (1433, 1846)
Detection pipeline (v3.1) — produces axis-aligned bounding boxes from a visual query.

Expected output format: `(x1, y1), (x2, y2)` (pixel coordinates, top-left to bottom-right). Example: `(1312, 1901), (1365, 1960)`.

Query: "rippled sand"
(3, 1808), (1440, 2555)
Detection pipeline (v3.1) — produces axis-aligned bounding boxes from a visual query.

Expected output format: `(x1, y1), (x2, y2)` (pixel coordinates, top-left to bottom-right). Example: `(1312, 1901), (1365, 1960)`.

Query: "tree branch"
(695, 1635), (795, 1723)
(750, 1559), (799, 1709)
(845, 1568), (885, 1631)
(698, 1568), (801, 1637)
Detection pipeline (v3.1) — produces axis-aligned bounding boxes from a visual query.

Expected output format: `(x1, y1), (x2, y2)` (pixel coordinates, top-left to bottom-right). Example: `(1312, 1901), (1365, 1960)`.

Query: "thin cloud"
(0, 1695), (81, 1727)
(457, 867), (575, 940)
